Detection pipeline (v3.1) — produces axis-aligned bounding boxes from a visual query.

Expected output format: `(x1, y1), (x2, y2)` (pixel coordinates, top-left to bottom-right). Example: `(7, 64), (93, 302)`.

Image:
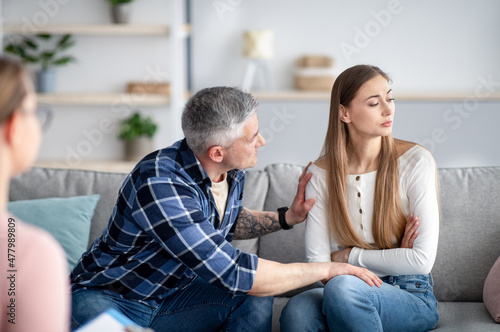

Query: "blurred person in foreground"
(0, 57), (69, 332)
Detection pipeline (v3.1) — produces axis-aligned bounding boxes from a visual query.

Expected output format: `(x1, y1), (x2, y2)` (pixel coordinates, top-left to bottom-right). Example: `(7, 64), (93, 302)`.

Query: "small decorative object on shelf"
(4, 34), (77, 93)
(127, 82), (170, 95)
(109, 0), (135, 24)
(294, 55), (336, 91)
(118, 111), (158, 161)
(242, 30), (276, 91)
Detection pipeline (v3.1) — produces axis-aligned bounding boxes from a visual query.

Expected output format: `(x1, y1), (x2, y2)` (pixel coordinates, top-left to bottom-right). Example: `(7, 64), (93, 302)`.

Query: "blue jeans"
(71, 277), (273, 332)
(280, 274), (439, 332)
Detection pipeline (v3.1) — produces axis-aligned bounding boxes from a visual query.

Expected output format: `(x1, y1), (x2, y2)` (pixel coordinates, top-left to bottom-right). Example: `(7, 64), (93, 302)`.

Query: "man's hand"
(401, 213), (419, 248)
(324, 262), (382, 287)
(286, 162), (315, 226)
(330, 247), (352, 263)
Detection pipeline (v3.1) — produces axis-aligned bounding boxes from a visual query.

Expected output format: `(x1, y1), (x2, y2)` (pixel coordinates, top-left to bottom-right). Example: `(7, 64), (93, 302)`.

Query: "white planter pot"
(111, 4), (131, 24)
(36, 69), (56, 93)
(124, 136), (153, 162)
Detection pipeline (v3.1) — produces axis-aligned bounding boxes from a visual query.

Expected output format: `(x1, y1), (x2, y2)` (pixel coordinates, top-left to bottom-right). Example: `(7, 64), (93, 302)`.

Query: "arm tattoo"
(233, 207), (282, 240)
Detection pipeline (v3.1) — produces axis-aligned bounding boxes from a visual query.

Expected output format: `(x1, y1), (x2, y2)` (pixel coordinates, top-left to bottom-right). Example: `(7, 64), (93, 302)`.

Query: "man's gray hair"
(181, 86), (258, 155)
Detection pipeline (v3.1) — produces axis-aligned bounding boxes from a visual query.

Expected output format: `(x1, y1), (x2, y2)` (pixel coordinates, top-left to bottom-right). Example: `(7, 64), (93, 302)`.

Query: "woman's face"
(12, 78), (41, 174)
(341, 74), (395, 140)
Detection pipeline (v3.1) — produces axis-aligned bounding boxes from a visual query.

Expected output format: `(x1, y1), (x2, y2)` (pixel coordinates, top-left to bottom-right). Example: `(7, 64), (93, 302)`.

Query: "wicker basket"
(294, 55), (335, 91)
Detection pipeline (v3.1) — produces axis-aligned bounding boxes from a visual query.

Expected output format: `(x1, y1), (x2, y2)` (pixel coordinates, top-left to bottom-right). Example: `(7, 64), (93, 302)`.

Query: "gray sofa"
(9, 164), (500, 331)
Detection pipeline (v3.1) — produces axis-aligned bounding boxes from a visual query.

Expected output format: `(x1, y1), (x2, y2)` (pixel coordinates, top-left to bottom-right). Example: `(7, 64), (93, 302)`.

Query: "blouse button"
(359, 209), (362, 214)
(356, 176), (360, 181)
(361, 224), (364, 229)
(357, 192), (361, 197)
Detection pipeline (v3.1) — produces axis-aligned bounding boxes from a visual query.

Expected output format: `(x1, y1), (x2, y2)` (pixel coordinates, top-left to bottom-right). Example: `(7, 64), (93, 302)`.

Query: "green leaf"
(52, 56), (76, 66)
(58, 40), (76, 51)
(58, 34), (71, 45)
(23, 55), (40, 63)
(41, 51), (55, 60)
(4, 44), (21, 55)
(109, 0), (134, 5)
(36, 34), (51, 40)
(23, 38), (38, 50)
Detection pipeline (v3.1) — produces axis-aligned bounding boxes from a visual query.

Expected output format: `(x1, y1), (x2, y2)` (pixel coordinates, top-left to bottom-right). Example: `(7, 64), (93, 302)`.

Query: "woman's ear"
(339, 105), (351, 123)
(3, 111), (19, 145)
(207, 145), (224, 163)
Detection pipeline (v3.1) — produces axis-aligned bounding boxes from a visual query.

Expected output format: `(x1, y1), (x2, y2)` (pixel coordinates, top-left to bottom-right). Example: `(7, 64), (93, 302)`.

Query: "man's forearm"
(233, 207), (282, 239)
(248, 258), (329, 297)
(248, 258), (383, 297)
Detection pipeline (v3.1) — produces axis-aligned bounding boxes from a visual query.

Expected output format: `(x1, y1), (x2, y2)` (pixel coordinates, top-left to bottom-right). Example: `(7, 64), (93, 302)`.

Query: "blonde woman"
(0, 57), (69, 332)
(281, 65), (439, 332)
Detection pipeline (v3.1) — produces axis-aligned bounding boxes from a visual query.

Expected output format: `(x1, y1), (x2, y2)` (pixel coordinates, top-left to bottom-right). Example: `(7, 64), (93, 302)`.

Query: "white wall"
(3, 0), (500, 169)
(2, 0), (176, 166)
(191, 0), (500, 169)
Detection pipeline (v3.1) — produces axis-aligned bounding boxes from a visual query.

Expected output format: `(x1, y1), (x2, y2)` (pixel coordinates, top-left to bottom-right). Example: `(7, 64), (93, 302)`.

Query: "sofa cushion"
(257, 164), (324, 296)
(435, 302), (500, 331)
(432, 167), (500, 302)
(9, 167), (128, 247)
(8, 195), (100, 270)
(484, 255), (500, 323)
(260, 163), (307, 263)
(232, 168), (270, 255)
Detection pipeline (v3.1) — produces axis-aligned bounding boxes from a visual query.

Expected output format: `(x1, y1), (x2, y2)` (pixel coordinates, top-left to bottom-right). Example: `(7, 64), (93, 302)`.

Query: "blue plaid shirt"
(71, 139), (258, 303)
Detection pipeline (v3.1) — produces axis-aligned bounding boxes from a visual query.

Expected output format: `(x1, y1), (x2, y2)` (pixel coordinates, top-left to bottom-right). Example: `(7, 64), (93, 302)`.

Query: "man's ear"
(207, 145), (224, 163)
(339, 105), (351, 123)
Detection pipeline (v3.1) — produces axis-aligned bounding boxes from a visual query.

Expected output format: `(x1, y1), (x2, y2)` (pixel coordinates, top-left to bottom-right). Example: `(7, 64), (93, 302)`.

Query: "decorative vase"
(111, 4), (131, 24)
(36, 69), (56, 93)
(124, 136), (153, 161)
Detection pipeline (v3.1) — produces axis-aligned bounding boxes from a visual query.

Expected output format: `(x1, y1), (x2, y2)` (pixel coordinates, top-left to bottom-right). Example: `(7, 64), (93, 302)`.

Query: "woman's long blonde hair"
(320, 65), (406, 250)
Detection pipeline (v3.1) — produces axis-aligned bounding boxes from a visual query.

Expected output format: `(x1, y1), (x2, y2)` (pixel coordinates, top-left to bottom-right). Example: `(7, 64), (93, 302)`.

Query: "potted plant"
(4, 34), (76, 93)
(118, 112), (158, 161)
(109, 0), (135, 24)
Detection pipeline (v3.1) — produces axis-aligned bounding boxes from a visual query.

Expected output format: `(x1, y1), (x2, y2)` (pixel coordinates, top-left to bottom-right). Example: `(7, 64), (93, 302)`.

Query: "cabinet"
(1, 0), (189, 171)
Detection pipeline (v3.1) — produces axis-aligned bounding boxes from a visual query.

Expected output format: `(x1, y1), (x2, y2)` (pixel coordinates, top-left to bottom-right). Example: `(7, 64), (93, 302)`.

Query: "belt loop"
(429, 273), (434, 286)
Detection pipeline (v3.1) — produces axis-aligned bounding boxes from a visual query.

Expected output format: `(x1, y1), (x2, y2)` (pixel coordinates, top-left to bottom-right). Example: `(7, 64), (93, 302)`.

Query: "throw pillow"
(484, 255), (500, 323)
(8, 195), (100, 271)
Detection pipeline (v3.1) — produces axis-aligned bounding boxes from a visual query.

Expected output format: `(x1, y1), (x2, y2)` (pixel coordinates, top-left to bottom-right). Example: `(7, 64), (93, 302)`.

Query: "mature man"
(70, 87), (381, 331)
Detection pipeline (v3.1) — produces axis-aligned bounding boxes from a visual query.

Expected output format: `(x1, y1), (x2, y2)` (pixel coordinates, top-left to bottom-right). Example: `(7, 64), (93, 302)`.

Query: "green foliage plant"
(4, 34), (76, 71)
(119, 112), (158, 141)
(109, 0), (135, 5)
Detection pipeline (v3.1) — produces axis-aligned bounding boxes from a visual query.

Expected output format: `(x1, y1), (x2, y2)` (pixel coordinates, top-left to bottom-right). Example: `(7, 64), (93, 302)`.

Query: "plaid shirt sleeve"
(131, 175), (258, 296)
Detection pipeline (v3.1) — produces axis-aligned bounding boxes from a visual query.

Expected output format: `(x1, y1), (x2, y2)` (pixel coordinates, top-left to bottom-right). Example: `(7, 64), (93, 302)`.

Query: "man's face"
(224, 113), (266, 170)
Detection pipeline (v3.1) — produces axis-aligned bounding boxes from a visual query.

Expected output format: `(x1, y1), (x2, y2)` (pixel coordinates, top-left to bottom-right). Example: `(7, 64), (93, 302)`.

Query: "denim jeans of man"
(71, 277), (273, 332)
(280, 274), (439, 332)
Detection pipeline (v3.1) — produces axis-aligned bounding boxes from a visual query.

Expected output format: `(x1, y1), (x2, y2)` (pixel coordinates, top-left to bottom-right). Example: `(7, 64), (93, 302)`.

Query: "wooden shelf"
(2, 24), (192, 36)
(251, 90), (500, 102)
(35, 160), (136, 173)
(37, 93), (170, 106)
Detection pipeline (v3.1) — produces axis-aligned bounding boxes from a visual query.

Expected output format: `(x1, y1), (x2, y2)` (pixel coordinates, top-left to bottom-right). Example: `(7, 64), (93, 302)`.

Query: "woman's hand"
(401, 213), (419, 248)
(330, 247), (352, 263)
